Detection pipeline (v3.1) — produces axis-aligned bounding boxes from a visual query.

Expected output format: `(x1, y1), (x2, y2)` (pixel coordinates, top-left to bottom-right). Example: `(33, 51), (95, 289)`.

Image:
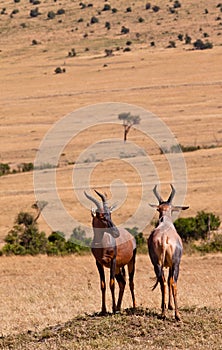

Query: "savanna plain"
(0, 0), (222, 349)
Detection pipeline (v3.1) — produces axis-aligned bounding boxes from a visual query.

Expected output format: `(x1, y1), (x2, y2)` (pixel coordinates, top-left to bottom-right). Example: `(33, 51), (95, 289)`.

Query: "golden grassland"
(0, 0), (222, 345)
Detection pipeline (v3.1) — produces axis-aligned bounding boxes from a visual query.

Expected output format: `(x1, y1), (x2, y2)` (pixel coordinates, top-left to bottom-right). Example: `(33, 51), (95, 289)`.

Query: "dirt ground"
(0, 0), (222, 338)
(0, 253), (221, 336)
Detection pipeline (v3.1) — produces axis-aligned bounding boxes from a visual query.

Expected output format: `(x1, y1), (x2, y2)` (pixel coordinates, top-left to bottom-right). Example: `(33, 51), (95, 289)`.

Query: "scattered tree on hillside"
(118, 112), (141, 142)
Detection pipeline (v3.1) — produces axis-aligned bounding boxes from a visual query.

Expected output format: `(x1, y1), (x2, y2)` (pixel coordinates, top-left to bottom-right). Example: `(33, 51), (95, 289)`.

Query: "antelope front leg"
(96, 261), (107, 315)
(110, 258), (117, 314)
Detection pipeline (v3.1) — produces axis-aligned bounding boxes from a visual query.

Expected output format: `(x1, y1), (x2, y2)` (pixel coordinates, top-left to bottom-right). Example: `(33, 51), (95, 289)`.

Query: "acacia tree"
(118, 112), (141, 142)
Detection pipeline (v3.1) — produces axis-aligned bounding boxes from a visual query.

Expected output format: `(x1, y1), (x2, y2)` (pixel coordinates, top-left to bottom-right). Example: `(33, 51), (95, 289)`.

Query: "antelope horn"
(153, 185), (163, 204)
(94, 189), (109, 213)
(167, 184), (176, 203)
(84, 191), (102, 212)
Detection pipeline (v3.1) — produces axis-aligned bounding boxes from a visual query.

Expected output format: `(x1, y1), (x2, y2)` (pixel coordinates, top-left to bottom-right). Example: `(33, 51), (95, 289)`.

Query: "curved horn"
(167, 184), (176, 203)
(153, 185), (163, 204)
(94, 189), (109, 213)
(84, 191), (102, 212)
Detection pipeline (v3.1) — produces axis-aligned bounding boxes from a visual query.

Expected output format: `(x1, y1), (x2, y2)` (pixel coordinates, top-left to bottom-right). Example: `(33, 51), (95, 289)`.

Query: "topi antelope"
(84, 189), (136, 315)
(148, 184), (189, 321)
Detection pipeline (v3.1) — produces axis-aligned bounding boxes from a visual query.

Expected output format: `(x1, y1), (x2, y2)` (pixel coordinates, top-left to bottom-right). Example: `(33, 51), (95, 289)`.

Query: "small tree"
(2, 202), (48, 255)
(118, 112), (141, 142)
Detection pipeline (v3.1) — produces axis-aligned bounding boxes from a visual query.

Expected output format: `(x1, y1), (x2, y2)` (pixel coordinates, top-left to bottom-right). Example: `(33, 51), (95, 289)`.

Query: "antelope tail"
(152, 277), (159, 291)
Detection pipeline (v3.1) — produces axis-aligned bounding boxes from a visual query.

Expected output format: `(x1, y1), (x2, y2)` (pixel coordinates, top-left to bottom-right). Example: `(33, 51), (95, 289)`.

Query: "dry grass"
(1, 0), (222, 241)
(0, 254), (222, 349)
(0, 254), (221, 337)
(0, 307), (221, 350)
(0, 1), (222, 347)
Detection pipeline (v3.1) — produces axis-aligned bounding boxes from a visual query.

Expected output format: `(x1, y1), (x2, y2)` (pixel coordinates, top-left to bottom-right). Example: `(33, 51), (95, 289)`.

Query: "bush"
(145, 3), (151, 10)
(2, 210), (91, 256)
(173, 0), (181, 8)
(103, 4), (111, 11)
(167, 40), (176, 48)
(54, 67), (65, 74)
(185, 34), (192, 44)
(121, 26), (130, 34)
(30, 8), (40, 17)
(174, 217), (197, 242)
(126, 227), (146, 253)
(47, 11), (56, 19)
(47, 231), (67, 255)
(69, 226), (91, 247)
(105, 21), (111, 30)
(193, 39), (213, 50)
(152, 5), (160, 12)
(90, 16), (99, 24)
(0, 163), (10, 176)
(174, 211), (221, 242)
(57, 8), (65, 15)
(3, 212), (48, 256)
(195, 233), (222, 253)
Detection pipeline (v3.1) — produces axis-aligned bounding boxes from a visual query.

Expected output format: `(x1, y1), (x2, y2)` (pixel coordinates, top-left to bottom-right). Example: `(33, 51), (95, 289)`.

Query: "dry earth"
(0, 253), (221, 336)
(0, 0), (222, 344)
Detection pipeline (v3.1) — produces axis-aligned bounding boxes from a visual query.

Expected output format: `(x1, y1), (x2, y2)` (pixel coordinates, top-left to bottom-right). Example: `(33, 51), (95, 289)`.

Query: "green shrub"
(145, 3), (151, 10)
(47, 231), (67, 255)
(57, 8), (65, 15)
(0, 163), (10, 176)
(103, 4), (111, 11)
(193, 39), (213, 50)
(69, 226), (92, 247)
(3, 216), (48, 256)
(3, 210), (91, 256)
(30, 8), (40, 18)
(126, 227), (146, 253)
(174, 211), (221, 242)
(121, 26), (130, 34)
(90, 16), (99, 24)
(194, 234), (222, 253)
(152, 5), (160, 12)
(105, 21), (111, 30)
(174, 217), (197, 242)
(47, 11), (56, 19)
(185, 34), (192, 44)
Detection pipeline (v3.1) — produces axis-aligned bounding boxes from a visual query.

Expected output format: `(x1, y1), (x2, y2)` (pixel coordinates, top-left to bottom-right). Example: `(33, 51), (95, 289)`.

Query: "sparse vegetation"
(54, 66), (66, 74)
(121, 25), (130, 34)
(0, 307), (221, 349)
(126, 227), (146, 253)
(2, 210), (91, 256)
(174, 211), (221, 242)
(30, 7), (40, 18)
(193, 39), (213, 50)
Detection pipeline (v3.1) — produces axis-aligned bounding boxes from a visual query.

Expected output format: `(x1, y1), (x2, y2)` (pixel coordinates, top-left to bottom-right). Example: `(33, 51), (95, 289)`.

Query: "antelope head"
(149, 184), (189, 218)
(84, 189), (120, 238)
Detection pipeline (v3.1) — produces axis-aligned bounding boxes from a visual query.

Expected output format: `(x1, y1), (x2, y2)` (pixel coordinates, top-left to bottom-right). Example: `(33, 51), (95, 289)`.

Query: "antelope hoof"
(175, 313), (181, 322)
(168, 304), (174, 310)
(161, 313), (166, 320)
(100, 309), (107, 316)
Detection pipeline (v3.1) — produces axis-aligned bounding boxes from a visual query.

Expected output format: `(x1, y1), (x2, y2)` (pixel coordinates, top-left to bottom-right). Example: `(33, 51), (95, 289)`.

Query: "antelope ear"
(149, 204), (159, 209)
(172, 205), (189, 211)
